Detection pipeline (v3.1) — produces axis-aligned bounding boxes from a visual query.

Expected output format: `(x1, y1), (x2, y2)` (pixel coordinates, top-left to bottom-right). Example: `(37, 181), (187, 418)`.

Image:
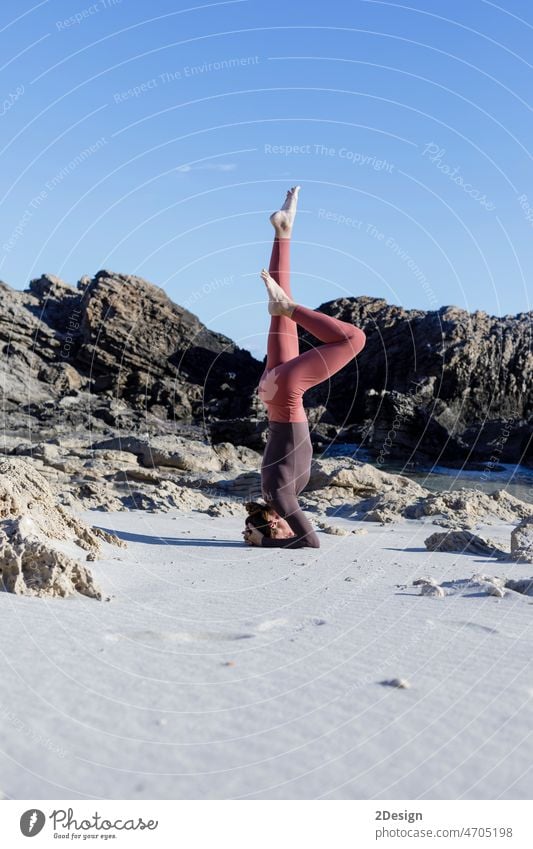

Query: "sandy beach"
(1, 508), (532, 801)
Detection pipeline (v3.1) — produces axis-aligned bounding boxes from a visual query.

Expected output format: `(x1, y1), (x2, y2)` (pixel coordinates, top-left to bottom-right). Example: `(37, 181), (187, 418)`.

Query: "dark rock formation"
(0, 273), (530, 466)
(0, 270), (262, 437)
(74, 270), (260, 419)
(299, 297), (532, 466)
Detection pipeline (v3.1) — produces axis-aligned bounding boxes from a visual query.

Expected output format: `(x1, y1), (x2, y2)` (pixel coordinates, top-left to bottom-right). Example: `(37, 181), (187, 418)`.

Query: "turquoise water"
(320, 444), (533, 505)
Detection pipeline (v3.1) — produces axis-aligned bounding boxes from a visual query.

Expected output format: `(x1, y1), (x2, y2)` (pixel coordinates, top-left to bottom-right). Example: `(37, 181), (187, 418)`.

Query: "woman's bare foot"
(260, 269), (296, 317)
(269, 186), (300, 238)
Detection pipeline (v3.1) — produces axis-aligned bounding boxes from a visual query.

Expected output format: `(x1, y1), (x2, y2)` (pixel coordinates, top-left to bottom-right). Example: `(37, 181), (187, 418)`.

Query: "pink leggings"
(260, 237), (366, 421)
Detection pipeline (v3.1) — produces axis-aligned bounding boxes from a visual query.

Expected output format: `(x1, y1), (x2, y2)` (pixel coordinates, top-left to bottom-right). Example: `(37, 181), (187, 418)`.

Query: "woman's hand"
(242, 525), (263, 546)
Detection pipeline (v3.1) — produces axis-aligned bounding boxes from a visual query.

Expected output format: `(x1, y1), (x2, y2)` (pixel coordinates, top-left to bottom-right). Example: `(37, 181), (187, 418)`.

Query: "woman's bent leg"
(266, 237), (299, 369)
(292, 305), (365, 347)
(274, 306), (366, 396)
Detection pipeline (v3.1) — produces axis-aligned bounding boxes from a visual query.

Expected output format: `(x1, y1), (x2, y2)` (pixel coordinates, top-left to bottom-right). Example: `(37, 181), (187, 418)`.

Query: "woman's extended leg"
(265, 187), (300, 369)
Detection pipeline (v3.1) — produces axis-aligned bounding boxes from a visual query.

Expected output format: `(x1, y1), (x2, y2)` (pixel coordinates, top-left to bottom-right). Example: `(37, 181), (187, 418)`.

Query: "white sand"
(0, 509), (532, 800)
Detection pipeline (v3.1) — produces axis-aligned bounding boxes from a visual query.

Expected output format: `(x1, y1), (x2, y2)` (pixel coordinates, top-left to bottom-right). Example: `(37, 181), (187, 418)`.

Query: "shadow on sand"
(94, 527), (245, 547)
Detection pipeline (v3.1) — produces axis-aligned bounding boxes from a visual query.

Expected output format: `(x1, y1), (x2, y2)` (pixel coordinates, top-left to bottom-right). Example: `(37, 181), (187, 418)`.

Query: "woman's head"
(244, 501), (295, 539)
(244, 501), (273, 537)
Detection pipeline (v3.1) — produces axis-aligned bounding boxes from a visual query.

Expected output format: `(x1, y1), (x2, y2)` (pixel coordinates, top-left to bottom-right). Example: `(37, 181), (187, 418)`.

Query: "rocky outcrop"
(0, 270), (262, 437)
(0, 516), (102, 599)
(0, 458), (125, 599)
(300, 297), (532, 465)
(7, 431), (263, 515)
(405, 488), (531, 528)
(0, 432), (529, 575)
(0, 457), (115, 550)
(301, 456), (425, 522)
(122, 482), (212, 513)
(298, 457), (531, 527)
(510, 516), (533, 563)
(424, 530), (504, 556)
(505, 578), (533, 596)
(74, 270), (261, 420)
(209, 418), (269, 451)
(92, 434), (224, 472)
(0, 271), (530, 465)
(412, 573), (533, 600)
(306, 457), (424, 498)
(414, 578), (446, 598)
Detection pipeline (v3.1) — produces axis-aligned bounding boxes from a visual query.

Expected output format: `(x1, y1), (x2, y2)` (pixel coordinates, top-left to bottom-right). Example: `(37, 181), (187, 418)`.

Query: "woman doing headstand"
(243, 187), (366, 549)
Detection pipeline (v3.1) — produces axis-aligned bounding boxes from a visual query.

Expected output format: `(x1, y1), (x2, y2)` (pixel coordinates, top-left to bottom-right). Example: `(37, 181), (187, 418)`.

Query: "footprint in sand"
(294, 616), (328, 632)
(443, 620), (500, 635)
(104, 618), (291, 644)
(104, 629), (255, 644)
(255, 618), (289, 632)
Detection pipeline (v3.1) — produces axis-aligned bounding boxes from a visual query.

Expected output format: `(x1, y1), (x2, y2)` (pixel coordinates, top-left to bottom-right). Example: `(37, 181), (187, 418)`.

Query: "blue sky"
(0, 0), (532, 358)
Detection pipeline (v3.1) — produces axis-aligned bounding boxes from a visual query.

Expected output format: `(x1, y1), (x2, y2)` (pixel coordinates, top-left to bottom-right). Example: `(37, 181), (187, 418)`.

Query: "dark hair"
(244, 501), (273, 537)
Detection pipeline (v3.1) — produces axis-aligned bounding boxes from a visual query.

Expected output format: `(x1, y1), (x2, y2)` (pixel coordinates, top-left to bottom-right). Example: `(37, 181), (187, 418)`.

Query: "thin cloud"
(176, 163), (237, 173)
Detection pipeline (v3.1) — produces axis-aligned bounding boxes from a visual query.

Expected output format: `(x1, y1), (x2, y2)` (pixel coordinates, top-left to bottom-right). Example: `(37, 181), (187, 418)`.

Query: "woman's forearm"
(260, 495), (320, 548)
(260, 531), (319, 548)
